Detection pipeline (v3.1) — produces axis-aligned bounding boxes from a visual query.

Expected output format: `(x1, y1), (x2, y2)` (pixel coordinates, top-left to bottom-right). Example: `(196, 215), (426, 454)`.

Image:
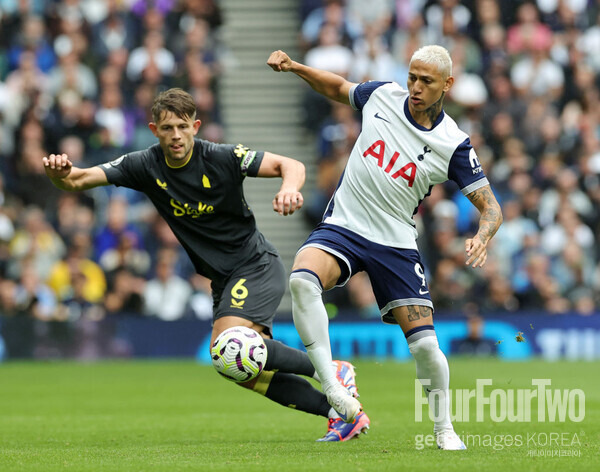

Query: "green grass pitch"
(0, 359), (598, 471)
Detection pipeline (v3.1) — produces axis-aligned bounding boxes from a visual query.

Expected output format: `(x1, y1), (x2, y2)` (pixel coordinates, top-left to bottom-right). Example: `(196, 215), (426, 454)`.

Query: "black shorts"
(212, 251), (286, 334)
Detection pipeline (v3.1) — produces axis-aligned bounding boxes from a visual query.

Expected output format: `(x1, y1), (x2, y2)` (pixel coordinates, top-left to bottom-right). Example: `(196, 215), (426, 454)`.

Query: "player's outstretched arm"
(267, 50), (356, 105)
(464, 184), (503, 268)
(257, 152), (305, 216)
(43, 153), (110, 191)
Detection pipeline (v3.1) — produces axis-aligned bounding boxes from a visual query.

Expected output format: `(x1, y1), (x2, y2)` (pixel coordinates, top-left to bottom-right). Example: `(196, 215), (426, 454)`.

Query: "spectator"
(350, 23), (396, 82)
(8, 207), (66, 280)
(538, 168), (593, 227)
(15, 260), (57, 320)
(301, 0), (361, 49)
(90, 7), (137, 62)
(143, 248), (192, 321)
(345, 272), (380, 319)
(7, 14), (56, 73)
(54, 192), (95, 241)
(47, 46), (98, 100)
(187, 273), (213, 320)
(0, 278), (36, 359)
(489, 197), (539, 275)
(540, 202), (595, 258)
(94, 197), (145, 261)
(510, 34), (564, 101)
(126, 30), (176, 84)
(98, 231), (151, 277)
(103, 267), (145, 315)
(451, 309), (498, 356)
(46, 231), (106, 304)
(425, 0), (472, 44)
(506, 2), (553, 55)
(305, 22), (354, 76)
(95, 85), (128, 147)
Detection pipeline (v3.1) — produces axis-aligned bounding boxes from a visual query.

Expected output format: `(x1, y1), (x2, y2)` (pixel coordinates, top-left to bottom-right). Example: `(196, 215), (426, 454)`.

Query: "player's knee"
(290, 271), (323, 297)
(289, 271), (322, 302)
(408, 335), (440, 360)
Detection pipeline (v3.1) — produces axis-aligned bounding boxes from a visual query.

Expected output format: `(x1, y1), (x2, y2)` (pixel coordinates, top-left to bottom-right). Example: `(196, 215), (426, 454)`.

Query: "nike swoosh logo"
(419, 288), (429, 295)
(374, 112), (390, 123)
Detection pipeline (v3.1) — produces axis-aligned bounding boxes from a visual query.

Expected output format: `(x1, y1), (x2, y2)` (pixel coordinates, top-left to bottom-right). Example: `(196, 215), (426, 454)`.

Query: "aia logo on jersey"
(362, 140), (417, 187)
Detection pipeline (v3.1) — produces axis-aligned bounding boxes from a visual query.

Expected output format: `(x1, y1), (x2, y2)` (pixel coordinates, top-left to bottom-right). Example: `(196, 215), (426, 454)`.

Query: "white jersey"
(322, 81), (489, 249)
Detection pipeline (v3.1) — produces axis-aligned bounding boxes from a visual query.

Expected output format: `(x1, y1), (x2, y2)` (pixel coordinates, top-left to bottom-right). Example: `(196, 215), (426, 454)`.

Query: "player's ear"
(148, 122), (159, 137)
(443, 76), (454, 93)
(193, 119), (202, 134)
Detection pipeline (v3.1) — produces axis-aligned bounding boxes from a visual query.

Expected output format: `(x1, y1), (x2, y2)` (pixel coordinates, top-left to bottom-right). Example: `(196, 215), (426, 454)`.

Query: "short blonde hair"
(410, 45), (452, 78)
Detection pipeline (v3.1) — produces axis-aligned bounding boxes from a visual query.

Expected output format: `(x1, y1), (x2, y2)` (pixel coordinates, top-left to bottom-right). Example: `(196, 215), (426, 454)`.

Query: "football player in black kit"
(43, 88), (370, 441)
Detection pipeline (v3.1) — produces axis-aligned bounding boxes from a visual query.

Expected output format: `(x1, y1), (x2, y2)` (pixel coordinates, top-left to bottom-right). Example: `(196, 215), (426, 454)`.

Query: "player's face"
(149, 111), (201, 166)
(406, 60), (453, 115)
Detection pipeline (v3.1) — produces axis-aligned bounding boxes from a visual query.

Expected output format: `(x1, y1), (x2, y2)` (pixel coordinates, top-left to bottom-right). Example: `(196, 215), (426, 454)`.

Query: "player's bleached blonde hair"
(409, 45), (453, 79)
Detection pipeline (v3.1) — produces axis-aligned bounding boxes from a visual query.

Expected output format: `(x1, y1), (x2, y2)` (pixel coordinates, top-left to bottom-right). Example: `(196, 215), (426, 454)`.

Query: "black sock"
(263, 338), (316, 378)
(259, 371), (330, 417)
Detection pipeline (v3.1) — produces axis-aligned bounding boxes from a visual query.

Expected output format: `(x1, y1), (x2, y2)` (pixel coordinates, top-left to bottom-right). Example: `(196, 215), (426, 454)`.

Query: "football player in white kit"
(267, 45), (502, 449)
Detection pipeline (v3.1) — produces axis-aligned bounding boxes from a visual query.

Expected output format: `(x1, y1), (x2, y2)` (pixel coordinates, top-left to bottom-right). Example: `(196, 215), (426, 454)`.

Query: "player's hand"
(273, 189), (303, 216)
(267, 50), (293, 72)
(43, 153), (73, 180)
(465, 235), (488, 268)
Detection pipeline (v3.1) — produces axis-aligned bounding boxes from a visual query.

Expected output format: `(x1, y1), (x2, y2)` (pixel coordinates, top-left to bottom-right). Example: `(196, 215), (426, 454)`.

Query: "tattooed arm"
(464, 184), (503, 268)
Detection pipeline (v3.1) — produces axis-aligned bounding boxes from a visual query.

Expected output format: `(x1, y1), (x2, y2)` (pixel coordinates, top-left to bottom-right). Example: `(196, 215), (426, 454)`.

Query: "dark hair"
(151, 88), (197, 123)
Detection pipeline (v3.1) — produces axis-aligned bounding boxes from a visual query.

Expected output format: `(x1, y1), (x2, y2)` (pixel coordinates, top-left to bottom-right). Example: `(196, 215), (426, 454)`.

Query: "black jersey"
(101, 139), (277, 282)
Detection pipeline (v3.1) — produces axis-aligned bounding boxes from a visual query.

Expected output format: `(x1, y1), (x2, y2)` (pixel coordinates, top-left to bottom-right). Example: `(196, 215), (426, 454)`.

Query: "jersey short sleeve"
(101, 151), (147, 190)
(447, 138), (489, 195)
(349, 81), (391, 110)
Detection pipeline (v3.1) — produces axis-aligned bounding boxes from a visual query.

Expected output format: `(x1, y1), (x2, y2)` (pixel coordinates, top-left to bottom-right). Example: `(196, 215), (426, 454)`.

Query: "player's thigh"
(364, 246), (433, 324)
(390, 305), (435, 334)
(292, 247), (342, 290)
(212, 253), (285, 346)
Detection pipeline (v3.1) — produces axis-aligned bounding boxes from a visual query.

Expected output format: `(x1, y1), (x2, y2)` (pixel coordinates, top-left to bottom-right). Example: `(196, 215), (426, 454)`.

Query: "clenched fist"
(267, 50), (293, 72)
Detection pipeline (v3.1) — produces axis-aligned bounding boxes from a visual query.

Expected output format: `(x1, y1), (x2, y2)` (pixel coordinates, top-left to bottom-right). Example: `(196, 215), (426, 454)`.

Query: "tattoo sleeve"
(466, 185), (503, 243)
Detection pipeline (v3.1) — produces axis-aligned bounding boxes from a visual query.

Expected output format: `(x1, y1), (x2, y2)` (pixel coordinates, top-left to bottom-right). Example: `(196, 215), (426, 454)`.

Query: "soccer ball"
(210, 326), (268, 383)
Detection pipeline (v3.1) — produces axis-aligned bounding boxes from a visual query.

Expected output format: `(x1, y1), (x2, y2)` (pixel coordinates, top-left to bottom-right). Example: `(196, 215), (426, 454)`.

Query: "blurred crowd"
(0, 0), (599, 360)
(299, 0), (600, 318)
(0, 0), (224, 358)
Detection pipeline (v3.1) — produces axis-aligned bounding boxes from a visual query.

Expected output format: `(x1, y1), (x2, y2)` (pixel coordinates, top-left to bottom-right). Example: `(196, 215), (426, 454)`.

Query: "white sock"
(408, 332), (453, 433)
(289, 271), (338, 394)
